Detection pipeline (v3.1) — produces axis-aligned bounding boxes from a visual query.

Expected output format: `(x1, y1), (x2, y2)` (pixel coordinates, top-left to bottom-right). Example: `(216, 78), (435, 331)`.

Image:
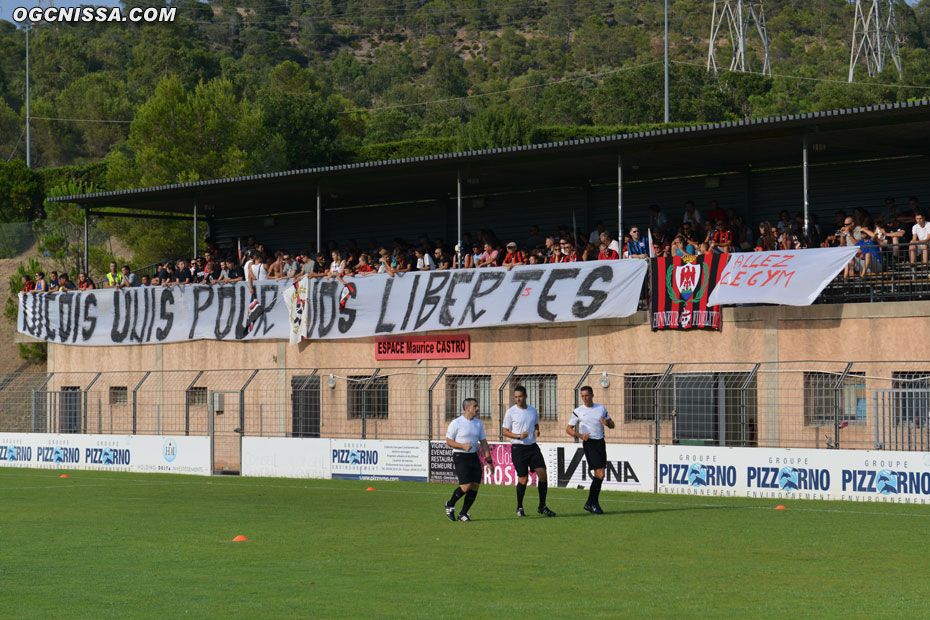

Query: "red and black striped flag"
(650, 253), (728, 331)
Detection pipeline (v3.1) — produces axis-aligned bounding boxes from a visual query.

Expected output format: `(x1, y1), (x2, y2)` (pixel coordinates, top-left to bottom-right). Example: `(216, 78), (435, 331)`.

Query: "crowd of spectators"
(18, 195), (928, 293)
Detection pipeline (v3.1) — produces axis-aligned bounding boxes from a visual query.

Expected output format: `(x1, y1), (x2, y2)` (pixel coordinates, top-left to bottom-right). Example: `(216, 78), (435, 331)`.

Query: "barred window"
(187, 386), (208, 407)
(624, 373), (671, 421)
(109, 386), (128, 405)
(291, 375), (321, 437)
(804, 372), (865, 425)
(511, 375), (558, 420)
(891, 372), (930, 426)
(445, 375), (491, 420)
(347, 375), (388, 419)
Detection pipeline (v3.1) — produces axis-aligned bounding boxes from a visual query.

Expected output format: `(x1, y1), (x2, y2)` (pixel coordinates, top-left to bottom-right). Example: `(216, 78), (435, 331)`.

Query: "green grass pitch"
(1, 468), (928, 619)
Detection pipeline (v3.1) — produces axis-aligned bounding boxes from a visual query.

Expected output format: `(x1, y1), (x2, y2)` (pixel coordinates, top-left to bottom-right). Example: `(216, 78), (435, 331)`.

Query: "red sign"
(375, 335), (470, 360)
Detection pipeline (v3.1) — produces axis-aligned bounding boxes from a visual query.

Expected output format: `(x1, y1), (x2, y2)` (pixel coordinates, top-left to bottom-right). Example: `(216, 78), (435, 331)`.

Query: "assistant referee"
(444, 397), (494, 522)
(566, 385), (615, 514)
(502, 385), (556, 517)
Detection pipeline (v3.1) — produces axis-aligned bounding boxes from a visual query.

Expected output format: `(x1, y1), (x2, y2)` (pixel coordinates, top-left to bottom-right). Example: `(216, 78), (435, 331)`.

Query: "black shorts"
(453, 452), (483, 485)
(583, 438), (608, 471)
(511, 443), (546, 477)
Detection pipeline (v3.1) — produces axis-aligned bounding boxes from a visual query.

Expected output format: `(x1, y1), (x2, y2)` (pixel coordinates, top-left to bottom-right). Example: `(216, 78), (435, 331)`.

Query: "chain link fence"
(2, 362), (930, 452)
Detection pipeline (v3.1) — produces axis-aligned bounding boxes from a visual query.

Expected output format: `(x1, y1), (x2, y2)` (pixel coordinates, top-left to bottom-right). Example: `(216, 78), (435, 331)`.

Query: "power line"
(671, 60), (930, 90)
(6, 126), (26, 162)
(30, 116), (133, 123)
(343, 61), (664, 114)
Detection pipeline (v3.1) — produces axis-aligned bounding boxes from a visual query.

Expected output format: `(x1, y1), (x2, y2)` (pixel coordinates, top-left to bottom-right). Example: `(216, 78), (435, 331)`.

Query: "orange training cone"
(60, 474), (69, 478)
(232, 535), (248, 542)
(775, 505), (786, 510)
(366, 487), (375, 491)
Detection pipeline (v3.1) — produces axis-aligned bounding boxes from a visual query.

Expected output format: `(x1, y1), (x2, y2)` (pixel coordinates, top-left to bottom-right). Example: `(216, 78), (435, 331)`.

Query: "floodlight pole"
(664, 0), (670, 124)
(25, 23), (30, 168)
(802, 135), (809, 238)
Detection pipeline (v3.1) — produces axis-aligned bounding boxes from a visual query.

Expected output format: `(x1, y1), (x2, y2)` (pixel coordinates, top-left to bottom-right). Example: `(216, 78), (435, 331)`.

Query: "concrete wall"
(46, 301), (930, 453)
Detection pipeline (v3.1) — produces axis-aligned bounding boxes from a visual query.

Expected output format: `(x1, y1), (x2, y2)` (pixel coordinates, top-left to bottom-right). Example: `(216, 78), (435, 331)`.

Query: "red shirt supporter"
(21, 277), (35, 292)
(356, 264), (376, 274)
(597, 248), (619, 260)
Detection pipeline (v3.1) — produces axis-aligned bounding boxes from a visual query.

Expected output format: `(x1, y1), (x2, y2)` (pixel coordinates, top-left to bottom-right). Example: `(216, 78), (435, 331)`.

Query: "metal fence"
(3, 362), (930, 455)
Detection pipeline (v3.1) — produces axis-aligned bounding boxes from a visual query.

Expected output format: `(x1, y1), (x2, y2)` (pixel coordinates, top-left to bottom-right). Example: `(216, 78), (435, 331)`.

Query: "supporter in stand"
(588, 221), (606, 245)
(226, 257), (245, 283)
(105, 262), (121, 288)
(671, 235), (694, 258)
(245, 250), (268, 297)
(527, 252), (544, 265)
(328, 250), (347, 277)
(776, 210), (793, 232)
(756, 221), (777, 251)
(202, 263), (217, 284)
(909, 211), (930, 264)
(377, 249), (395, 276)
(599, 231), (620, 255)
(282, 252), (298, 279)
(355, 254), (377, 275)
(526, 225), (545, 251)
(434, 247), (452, 270)
(706, 200), (726, 223)
(710, 220), (733, 254)
(175, 260), (193, 285)
(414, 247), (436, 271)
(682, 200), (702, 227)
(502, 242), (525, 269)
(140, 274), (151, 287)
(163, 263), (177, 285)
(852, 232), (882, 277)
(624, 227), (649, 259)
(597, 241), (619, 260)
(48, 271), (59, 292)
(648, 205), (668, 235)
(118, 265), (140, 287)
(556, 238), (578, 263)
(21, 274), (35, 293)
(57, 273), (77, 290)
(544, 237), (558, 261)
(391, 247), (411, 273)
(34, 272), (47, 293)
(580, 242), (598, 261)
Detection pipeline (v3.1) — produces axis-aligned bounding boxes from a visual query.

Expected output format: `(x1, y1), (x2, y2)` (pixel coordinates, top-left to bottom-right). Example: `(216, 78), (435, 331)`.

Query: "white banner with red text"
(707, 247), (859, 306)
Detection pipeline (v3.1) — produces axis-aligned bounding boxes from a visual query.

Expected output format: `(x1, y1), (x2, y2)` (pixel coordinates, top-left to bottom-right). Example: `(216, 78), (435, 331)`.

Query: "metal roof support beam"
(193, 200), (198, 259)
(82, 205), (89, 273)
(316, 185), (322, 254)
(456, 169), (463, 269)
(86, 211), (195, 222)
(802, 135), (810, 238)
(617, 152), (624, 241)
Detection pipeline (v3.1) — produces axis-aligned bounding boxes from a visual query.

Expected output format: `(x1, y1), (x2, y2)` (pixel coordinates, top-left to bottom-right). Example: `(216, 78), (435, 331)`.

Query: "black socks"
(460, 489), (478, 515)
(538, 480), (548, 509)
(516, 483), (527, 509)
(587, 477), (603, 505)
(447, 486), (465, 506)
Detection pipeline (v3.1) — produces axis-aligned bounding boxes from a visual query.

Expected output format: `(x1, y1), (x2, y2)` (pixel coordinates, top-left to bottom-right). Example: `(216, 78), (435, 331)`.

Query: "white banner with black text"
(291, 261), (648, 341)
(18, 281), (292, 346)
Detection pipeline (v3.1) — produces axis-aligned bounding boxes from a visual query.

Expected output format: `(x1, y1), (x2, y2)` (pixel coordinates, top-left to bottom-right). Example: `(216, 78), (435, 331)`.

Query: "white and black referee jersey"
(503, 404), (539, 445)
(568, 403), (611, 440)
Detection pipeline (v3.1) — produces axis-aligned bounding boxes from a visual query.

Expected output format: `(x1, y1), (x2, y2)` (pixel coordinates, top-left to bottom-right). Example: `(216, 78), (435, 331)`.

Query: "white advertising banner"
(543, 442), (655, 493)
(0, 433), (211, 475)
(17, 281), (292, 346)
(241, 437), (332, 479)
(658, 445), (930, 503)
(707, 247), (859, 306)
(330, 439), (428, 482)
(292, 261), (648, 341)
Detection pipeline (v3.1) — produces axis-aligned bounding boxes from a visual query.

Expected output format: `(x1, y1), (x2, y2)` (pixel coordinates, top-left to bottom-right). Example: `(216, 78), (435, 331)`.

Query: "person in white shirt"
(245, 250), (268, 297)
(502, 386), (556, 518)
(414, 247), (436, 271)
(444, 398), (494, 522)
(566, 386), (615, 514)
(909, 212), (930, 264)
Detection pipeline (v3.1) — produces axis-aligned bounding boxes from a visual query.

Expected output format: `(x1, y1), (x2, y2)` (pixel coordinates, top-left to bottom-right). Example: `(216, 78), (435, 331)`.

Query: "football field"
(1, 468), (927, 619)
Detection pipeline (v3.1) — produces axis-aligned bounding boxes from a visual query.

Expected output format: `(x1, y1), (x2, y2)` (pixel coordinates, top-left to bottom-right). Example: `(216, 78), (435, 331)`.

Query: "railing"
(3, 361), (930, 451)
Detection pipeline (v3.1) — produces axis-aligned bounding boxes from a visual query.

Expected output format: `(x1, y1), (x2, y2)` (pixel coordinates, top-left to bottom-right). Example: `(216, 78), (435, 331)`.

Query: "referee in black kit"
(444, 398), (494, 522)
(566, 385), (615, 514)
(502, 385), (556, 517)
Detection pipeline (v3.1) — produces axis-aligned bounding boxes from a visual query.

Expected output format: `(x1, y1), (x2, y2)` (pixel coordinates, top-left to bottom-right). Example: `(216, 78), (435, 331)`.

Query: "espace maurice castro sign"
(376, 335), (470, 360)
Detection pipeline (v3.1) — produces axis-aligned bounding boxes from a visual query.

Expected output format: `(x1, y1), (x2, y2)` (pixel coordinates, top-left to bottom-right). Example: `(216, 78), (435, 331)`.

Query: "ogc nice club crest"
(666, 255), (709, 304)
